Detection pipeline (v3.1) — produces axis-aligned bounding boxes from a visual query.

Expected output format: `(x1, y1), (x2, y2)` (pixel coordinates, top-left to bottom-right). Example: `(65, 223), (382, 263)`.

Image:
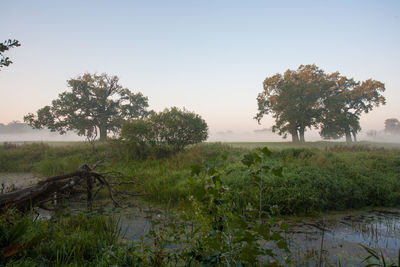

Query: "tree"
(24, 73), (149, 141)
(0, 39), (21, 70)
(319, 73), (385, 142)
(121, 107), (208, 154)
(152, 107), (209, 151)
(384, 118), (400, 135)
(255, 65), (327, 142)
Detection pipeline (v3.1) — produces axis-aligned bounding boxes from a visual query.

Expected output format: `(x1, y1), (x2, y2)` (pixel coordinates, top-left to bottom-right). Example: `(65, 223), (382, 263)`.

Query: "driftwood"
(0, 162), (140, 212)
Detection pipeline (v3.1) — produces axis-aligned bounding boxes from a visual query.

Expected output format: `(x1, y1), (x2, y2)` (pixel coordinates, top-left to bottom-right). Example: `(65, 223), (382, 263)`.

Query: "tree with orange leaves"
(319, 74), (385, 142)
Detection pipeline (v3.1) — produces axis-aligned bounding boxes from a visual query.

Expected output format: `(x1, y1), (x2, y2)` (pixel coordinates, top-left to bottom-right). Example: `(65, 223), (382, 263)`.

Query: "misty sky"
(1, 0), (399, 141)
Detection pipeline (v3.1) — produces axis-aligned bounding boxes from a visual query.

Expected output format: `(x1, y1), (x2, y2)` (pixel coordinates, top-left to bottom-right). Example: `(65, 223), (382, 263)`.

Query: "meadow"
(1, 141), (400, 266)
(2, 141), (399, 214)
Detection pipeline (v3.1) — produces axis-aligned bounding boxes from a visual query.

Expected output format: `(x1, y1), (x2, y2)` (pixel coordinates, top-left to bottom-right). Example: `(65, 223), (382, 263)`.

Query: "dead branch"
(0, 161), (140, 213)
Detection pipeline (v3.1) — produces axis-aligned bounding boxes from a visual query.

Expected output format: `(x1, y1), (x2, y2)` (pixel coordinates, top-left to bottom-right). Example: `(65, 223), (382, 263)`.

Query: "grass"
(225, 140), (400, 150)
(1, 209), (126, 267)
(0, 142), (107, 174)
(107, 143), (400, 215)
(1, 140), (400, 266)
(2, 141), (400, 214)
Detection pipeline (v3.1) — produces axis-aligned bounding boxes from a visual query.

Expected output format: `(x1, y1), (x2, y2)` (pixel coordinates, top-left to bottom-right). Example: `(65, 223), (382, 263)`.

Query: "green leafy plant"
(0, 210), (45, 265)
(187, 150), (289, 266)
(120, 107), (208, 158)
(360, 244), (399, 267)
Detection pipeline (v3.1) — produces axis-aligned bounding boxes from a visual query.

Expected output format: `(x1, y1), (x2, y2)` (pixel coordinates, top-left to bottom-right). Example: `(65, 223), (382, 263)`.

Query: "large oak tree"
(255, 65), (385, 142)
(24, 73), (149, 141)
(255, 64), (327, 142)
(319, 73), (385, 142)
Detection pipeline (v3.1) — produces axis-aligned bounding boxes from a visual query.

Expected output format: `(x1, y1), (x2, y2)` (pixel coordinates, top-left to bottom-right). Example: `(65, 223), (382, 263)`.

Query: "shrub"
(120, 107), (208, 158)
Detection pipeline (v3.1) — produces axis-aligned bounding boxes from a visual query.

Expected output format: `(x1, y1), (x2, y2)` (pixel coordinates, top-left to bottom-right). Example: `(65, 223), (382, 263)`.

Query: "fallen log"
(0, 163), (138, 212)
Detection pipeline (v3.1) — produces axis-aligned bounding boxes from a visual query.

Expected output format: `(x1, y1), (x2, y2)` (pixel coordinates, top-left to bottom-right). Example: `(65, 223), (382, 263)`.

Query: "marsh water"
(2, 173), (399, 265)
(284, 209), (400, 264)
(116, 204), (400, 265)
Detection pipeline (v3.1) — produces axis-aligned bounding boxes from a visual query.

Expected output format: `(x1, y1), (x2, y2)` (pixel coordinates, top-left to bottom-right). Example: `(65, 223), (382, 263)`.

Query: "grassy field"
(225, 140), (400, 150)
(1, 141), (400, 265)
(2, 141), (400, 214)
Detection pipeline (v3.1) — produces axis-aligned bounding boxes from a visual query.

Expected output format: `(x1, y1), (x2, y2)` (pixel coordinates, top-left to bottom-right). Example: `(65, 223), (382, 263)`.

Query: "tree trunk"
(291, 129), (300, 143)
(299, 127), (305, 143)
(0, 163), (128, 212)
(345, 127), (352, 143)
(99, 125), (107, 142)
(352, 131), (357, 142)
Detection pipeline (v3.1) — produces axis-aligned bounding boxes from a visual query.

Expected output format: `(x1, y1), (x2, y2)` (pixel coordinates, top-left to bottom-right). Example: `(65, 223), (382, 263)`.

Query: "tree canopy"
(121, 107), (208, 154)
(255, 64), (328, 142)
(255, 65), (385, 142)
(0, 39), (21, 70)
(319, 73), (385, 142)
(24, 73), (149, 141)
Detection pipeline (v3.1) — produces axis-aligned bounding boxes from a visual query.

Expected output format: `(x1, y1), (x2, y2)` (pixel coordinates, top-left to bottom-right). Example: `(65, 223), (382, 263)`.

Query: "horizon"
(1, 0), (400, 142)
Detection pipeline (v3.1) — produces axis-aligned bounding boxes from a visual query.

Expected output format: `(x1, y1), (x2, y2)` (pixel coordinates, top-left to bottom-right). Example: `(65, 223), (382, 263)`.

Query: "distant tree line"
(255, 64), (385, 142)
(0, 121), (33, 134)
(385, 118), (400, 135)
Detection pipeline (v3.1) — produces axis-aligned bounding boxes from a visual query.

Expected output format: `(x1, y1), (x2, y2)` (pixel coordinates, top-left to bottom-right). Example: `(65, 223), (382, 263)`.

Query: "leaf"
(241, 154), (254, 167)
(251, 152), (262, 163)
(359, 244), (380, 262)
(272, 167), (283, 177)
(258, 147), (272, 157)
(276, 239), (288, 250)
(191, 165), (202, 176)
(280, 223), (289, 232)
(271, 232), (282, 241)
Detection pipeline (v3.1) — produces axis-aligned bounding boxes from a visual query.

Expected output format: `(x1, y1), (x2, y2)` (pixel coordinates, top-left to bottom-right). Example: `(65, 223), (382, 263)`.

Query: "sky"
(1, 0), (399, 141)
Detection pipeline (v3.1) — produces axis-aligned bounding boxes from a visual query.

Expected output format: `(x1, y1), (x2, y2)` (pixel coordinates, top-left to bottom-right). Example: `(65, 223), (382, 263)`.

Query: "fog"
(2, 127), (399, 144)
(207, 128), (400, 143)
(0, 129), (84, 142)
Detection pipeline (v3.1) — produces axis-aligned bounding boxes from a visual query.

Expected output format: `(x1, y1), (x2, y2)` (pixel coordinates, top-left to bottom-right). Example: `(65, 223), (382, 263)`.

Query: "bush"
(120, 107), (208, 158)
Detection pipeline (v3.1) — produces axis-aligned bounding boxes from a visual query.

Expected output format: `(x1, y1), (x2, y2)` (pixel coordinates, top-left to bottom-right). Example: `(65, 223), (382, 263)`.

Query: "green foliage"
(0, 142), (107, 174)
(360, 244), (399, 267)
(3, 142), (400, 216)
(131, 144), (400, 215)
(2, 143), (400, 265)
(135, 152), (289, 266)
(0, 39), (21, 70)
(24, 73), (149, 141)
(1, 210), (123, 266)
(185, 151), (289, 265)
(255, 64), (329, 142)
(0, 210), (46, 265)
(120, 107), (208, 158)
(320, 74), (385, 142)
(255, 64), (385, 142)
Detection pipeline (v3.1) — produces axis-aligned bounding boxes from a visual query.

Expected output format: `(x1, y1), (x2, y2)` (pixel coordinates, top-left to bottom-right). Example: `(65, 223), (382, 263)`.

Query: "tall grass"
(1, 210), (123, 266)
(0, 142), (108, 174)
(1, 141), (400, 214)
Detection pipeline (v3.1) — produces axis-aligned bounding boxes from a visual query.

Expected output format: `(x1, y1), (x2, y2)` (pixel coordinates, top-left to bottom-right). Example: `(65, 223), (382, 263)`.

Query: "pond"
(117, 204), (400, 265)
(1, 172), (399, 265)
(285, 209), (400, 265)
